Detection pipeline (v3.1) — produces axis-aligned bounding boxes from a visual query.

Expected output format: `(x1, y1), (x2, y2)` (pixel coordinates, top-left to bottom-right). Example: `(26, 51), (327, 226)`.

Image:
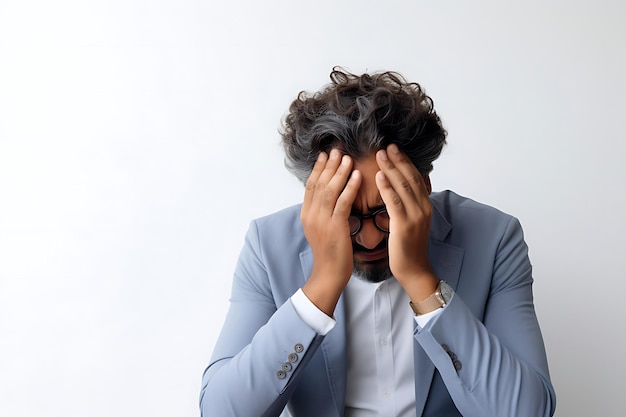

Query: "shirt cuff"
(290, 288), (337, 336)
(414, 305), (444, 328)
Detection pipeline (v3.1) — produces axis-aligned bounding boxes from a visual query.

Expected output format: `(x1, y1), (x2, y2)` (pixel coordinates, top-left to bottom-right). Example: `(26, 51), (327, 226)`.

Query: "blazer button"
(288, 353), (299, 363)
(276, 370), (286, 379)
(294, 343), (304, 353)
(453, 360), (463, 371)
(282, 362), (292, 372)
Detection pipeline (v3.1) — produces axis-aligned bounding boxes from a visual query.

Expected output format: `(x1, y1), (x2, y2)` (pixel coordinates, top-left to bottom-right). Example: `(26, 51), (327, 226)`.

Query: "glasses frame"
(348, 207), (390, 236)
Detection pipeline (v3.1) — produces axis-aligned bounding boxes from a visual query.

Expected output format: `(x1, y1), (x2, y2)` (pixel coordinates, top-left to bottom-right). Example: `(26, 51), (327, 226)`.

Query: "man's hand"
(301, 149), (362, 316)
(375, 144), (439, 300)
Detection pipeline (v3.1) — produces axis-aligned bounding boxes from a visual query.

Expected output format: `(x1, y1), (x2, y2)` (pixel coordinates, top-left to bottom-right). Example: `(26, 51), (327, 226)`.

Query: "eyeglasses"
(348, 207), (390, 236)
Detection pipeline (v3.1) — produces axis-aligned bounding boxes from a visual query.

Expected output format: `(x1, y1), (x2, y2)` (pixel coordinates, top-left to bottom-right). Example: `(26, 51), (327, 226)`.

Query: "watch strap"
(409, 280), (447, 316)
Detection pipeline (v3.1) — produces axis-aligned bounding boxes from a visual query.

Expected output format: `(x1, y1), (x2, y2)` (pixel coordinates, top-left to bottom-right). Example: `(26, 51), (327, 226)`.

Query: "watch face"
(439, 281), (453, 303)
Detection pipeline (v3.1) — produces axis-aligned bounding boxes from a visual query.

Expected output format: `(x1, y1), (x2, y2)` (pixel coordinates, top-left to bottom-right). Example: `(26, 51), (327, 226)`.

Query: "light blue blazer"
(200, 191), (556, 417)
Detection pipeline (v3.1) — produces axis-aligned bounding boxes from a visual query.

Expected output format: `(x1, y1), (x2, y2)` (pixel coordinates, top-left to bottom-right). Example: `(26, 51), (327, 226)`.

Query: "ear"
(422, 174), (432, 194)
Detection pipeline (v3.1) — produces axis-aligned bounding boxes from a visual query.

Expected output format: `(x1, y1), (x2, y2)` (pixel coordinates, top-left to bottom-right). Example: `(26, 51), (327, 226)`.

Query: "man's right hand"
(300, 149), (362, 316)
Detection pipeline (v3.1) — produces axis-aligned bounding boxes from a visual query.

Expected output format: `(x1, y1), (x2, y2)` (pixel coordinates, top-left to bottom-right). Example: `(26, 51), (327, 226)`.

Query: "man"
(200, 69), (556, 417)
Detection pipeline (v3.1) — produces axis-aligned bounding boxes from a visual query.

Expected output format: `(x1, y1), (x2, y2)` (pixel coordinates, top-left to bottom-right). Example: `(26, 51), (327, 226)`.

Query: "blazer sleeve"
(199, 220), (322, 417)
(415, 216), (557, 417)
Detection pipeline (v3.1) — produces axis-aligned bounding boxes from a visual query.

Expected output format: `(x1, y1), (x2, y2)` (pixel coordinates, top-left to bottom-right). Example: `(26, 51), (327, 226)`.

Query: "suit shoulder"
(248, 204), (308, 252)
(431, 190), (517, 227)
(253, 204), (303, 230)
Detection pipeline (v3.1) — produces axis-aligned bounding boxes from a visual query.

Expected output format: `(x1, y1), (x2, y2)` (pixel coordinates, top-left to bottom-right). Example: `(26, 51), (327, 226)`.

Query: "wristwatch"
(409, 280), (453, 316)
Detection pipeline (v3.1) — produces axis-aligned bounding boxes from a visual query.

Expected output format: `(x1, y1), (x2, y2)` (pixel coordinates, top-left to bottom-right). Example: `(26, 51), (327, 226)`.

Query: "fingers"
(321, 152), (351, 211)
(304, 151), (328, 209)
(375, 144), (431, 222)
(335, 169), (361, 217)
(377, 145), (428, 200)
(377, 144), (425, 196)
(375, 169), (405, 216)
(303, 149), (359, 217)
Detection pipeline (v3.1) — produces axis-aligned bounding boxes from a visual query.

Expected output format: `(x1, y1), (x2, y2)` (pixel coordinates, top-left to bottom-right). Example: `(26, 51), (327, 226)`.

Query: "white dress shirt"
(291, 276), (443, 417)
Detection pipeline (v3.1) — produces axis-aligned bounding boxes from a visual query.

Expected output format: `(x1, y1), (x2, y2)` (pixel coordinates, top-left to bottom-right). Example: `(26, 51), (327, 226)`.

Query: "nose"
(354, 219), (386, 249)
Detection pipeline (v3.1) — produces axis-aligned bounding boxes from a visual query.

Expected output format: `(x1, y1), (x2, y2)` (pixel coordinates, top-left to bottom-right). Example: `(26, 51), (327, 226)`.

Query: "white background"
(1, 1), (625, 416)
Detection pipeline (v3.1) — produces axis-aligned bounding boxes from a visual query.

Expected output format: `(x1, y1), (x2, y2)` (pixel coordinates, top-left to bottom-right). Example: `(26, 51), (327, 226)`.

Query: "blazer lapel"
(414, 200), (465, 416)
(299, 249), (347, 417)
(428, 199), (464, 290)
(320, 296), (347, 416)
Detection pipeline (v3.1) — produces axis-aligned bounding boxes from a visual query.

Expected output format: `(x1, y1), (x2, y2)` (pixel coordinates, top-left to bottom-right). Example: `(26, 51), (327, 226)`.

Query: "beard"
(353, 261), (392, 283)
(352, 240), (393, 283)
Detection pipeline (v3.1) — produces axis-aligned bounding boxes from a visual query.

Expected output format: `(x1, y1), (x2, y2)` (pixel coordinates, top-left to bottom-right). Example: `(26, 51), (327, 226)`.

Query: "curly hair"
(281, 67), (448, 184)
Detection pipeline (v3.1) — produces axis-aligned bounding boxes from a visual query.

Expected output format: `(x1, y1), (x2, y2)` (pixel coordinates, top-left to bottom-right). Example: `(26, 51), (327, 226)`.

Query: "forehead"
(352, 156), (384, 212)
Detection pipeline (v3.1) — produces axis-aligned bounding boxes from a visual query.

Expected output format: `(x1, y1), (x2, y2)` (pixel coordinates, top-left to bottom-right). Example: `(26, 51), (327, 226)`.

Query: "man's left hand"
(375, 144), (439, 299)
